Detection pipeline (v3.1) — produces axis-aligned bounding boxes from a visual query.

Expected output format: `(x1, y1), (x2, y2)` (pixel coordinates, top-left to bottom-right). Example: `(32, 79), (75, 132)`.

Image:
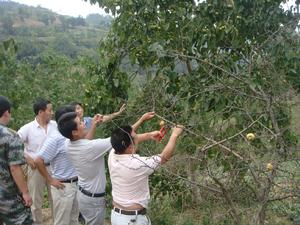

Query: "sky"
(11, 0), (107, 18)
(10, 0), (298, 18)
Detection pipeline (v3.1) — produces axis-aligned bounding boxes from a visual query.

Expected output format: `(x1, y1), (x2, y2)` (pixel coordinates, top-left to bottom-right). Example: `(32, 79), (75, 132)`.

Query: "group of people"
(0, 95), (183, 225)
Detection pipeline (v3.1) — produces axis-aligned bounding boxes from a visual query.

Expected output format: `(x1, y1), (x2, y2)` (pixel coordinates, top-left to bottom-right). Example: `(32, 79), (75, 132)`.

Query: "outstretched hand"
(132, 111), (156, 132)
(118, 104), (126, 114)
(141, 112), (155, 121)
(93, 114), (104, 125)
(150, 131), (161, 142)
(171, 125), (184, 137)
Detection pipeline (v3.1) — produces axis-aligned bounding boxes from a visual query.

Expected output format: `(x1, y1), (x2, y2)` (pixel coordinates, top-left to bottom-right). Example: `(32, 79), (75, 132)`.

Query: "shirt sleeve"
(17, 124), (28, 143)
(38, 136), (59, 162)
(84, 117), (93, 130)
(7, 133), (26, 166)
(89, 137), (112, 159)
(134, 155), (162, 176)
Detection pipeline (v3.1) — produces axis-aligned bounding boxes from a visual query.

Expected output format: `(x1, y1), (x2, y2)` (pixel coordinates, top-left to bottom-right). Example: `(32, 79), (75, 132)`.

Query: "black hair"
(57, 112), (77, 140)
(0, 96), (11, 117)
(33, 98), (51, 115)
(70, 101), (83, 108)
(55, 105), (75, 122)
(111, 125), (133, 154)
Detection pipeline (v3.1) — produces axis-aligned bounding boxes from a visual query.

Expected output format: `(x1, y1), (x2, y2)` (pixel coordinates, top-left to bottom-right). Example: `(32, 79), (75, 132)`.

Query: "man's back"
(108, 149), (161, 208)
(67, 138), (111, 194)
(39, 129), (77, 179)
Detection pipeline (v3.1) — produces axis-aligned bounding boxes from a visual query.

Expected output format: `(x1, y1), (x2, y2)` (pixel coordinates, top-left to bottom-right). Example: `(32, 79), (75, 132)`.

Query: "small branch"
(167, 50), (264, 97)
(268, 194), (299, 202)
(200, 115), (263, 153)
(164, 169), (222, 194)
(155, 113), (244, 160)
(209, 171), (242, 225)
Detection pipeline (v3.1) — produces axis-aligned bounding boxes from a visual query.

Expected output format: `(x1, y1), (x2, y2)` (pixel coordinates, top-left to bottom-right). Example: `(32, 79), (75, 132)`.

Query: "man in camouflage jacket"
(0, 96), (33, 225)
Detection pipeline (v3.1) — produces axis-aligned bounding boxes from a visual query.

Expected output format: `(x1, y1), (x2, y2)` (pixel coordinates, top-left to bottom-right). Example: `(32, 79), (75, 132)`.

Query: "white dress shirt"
(18, 119), (57, 159)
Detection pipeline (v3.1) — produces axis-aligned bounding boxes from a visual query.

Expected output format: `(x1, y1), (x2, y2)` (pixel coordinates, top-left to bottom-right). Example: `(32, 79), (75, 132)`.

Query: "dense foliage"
(85, 0), (300, 224)
(0, 1), (123, 131)
(1, 0), (300, 224)
(0, 38), (86, 128)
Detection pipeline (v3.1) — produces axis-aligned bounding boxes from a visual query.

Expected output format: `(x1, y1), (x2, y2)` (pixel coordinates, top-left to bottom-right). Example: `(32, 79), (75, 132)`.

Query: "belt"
(113, 207), (147, 215)
(60, 177), (78, 183)
(78, 186), (105, 198)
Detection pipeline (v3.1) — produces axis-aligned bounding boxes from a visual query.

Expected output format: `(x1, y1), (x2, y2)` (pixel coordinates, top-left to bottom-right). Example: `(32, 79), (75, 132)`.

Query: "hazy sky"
(12, 0), (107, 18)
(11, 0), (297, 18)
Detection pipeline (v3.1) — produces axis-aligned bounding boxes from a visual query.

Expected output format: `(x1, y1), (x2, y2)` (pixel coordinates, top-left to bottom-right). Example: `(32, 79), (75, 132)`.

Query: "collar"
(113, 149), (138, 157)
(33, 118), (43, 128)
(33, 118), (56, 128)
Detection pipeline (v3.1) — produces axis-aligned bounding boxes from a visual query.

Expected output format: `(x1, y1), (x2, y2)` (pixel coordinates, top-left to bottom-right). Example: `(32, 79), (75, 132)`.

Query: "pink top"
(108, 149), (161, 208)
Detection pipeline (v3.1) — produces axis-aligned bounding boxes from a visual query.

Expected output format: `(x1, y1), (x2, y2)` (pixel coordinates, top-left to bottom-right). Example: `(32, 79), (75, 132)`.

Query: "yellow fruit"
(246, 133), (255, 141)
(159, 120), (165, 127)
(266, 163), (273, 171)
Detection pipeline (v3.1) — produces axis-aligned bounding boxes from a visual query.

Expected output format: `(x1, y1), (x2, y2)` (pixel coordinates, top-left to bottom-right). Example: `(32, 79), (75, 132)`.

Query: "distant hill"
(0, 0), (112, 62)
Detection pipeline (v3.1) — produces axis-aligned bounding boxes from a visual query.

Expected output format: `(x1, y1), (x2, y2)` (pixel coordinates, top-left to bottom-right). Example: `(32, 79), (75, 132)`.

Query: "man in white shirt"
(57, 105), (125, 225)
(18, 98), (56, 225)
(108, 117), (183, 225)
(34, 105), (79, 225)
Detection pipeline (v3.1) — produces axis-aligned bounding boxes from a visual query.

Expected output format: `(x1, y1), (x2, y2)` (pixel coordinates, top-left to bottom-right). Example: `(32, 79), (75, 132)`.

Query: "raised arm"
(85, 114), (103, 140)
(10, 165), (32, 207)
(102, 104), (126, 122)
(132, 112), (155, 131)
(160, 125), (183, 164)
(134, 131), (161, 145)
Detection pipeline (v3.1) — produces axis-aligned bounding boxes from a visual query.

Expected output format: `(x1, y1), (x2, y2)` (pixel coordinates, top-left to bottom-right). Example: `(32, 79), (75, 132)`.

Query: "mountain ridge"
(0, 0), (112, 61)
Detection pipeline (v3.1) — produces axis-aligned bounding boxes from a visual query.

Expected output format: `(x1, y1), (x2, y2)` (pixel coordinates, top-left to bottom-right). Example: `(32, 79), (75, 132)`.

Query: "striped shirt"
(38, 129), (77, 180)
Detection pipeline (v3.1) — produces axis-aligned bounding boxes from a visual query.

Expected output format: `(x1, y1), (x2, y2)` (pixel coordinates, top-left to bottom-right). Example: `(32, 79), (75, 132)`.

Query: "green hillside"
(0, 0), (112, 62)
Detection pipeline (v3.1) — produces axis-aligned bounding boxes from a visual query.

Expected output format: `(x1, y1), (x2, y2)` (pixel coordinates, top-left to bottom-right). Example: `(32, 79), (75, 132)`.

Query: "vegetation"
(0, 38), (87, 128)
(0, 0), (112, 62)
(85, 0), (300, 224)
(0, 1), (117, 128)
(1, 0), (300, 224)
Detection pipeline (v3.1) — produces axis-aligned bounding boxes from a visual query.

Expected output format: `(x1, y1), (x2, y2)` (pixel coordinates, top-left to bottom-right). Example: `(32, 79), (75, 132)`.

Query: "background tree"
(85, 0), (300, 224)
(0, 38), (87, 129)
(2, 15), (14, 35)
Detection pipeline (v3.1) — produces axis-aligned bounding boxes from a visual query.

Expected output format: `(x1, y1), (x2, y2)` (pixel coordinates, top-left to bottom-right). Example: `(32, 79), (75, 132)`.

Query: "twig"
(155, 113), (244, 160)
(200, 115), (263, 153)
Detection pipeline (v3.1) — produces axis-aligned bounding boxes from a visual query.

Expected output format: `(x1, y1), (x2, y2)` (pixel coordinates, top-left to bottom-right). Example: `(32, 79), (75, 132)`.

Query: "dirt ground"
(42, 208), (110, 225)
(42, 208), (54, 225)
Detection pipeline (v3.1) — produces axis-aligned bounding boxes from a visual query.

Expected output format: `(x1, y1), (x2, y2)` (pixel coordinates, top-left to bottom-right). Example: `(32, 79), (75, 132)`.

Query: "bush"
(148, 193), (176, 225)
